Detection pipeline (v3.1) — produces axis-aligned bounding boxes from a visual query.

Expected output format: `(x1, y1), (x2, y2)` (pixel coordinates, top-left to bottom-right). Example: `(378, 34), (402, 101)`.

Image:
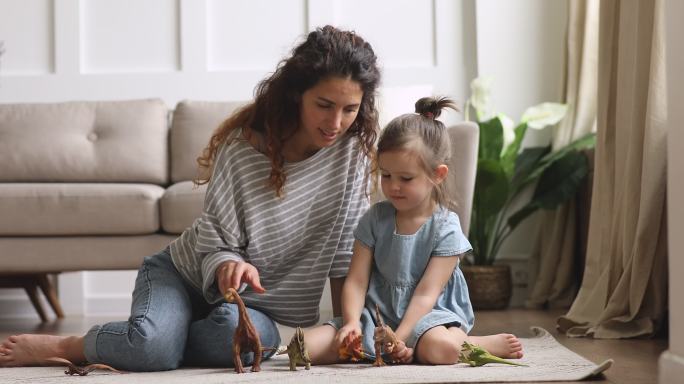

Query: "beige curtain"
(526, 0), (599, 309)
(557, 0), (668, 339)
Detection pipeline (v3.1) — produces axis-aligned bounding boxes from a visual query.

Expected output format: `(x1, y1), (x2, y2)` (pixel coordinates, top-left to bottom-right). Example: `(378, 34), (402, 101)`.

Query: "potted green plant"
(462, 77), (596, 309)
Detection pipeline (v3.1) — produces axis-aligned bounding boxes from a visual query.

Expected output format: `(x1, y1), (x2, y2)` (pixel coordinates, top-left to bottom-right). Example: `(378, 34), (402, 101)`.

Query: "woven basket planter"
(461, 265), (512, 310)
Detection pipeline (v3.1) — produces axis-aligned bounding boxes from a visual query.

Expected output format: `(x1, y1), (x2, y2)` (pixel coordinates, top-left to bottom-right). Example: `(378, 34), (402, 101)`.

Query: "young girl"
(0, 25), (380, 371)
(309, 97), (524, 365)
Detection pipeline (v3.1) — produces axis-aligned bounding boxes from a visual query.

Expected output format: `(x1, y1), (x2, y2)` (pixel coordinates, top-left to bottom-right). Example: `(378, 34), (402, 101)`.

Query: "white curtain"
(557, 0), (668, 338)
(526, 0), (598, 309)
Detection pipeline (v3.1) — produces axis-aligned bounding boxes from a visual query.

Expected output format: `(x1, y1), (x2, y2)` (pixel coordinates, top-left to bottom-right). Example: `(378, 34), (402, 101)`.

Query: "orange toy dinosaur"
(338, 333), (366, 362)
(224, 288), (262, 373)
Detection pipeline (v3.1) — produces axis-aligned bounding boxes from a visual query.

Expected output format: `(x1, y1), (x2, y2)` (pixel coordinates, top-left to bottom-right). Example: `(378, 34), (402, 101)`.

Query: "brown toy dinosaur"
(45, 357), (124, 376)
(224, 288), (262, 373)
(373, 304), (399, 366)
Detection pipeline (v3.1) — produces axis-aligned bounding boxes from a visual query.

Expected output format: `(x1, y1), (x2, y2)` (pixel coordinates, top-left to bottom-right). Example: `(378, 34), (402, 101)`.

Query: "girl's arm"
(394, 255), (460, 342)
(335, 241), (373, 343)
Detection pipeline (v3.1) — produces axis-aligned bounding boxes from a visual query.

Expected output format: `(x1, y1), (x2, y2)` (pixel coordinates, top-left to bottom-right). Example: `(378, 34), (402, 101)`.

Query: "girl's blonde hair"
(376, 96), (458, 209)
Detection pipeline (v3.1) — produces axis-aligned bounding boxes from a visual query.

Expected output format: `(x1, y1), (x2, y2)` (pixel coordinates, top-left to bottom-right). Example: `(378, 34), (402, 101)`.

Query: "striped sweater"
(169, 131), (369, 327)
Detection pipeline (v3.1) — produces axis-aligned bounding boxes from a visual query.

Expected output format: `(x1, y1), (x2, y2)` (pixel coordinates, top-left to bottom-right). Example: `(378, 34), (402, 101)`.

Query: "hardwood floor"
(470, 309), (667, 384)
(0, 309), (666, 383)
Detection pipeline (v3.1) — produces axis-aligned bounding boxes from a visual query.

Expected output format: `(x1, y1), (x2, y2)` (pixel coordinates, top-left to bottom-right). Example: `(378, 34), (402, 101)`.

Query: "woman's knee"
(211, 304), (281, 348)
(123, 322), (188, 371)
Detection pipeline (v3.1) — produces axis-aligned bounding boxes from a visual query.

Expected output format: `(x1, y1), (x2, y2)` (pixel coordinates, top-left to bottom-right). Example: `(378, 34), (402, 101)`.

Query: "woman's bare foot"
(469, 334), (523, 359)
(0, 334), (85, 367)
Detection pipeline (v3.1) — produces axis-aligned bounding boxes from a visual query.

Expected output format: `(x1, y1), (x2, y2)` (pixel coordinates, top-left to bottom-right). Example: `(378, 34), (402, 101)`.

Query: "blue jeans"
(82, 249), (281, 371)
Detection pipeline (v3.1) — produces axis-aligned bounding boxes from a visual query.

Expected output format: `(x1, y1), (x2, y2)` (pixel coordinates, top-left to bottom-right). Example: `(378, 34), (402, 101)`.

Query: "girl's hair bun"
(414, 96), (458, 119)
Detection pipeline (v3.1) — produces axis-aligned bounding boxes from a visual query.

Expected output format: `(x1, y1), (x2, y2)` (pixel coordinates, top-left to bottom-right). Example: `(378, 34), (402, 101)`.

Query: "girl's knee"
(415, 328), (464, 365)
(419, 340), (460, 365)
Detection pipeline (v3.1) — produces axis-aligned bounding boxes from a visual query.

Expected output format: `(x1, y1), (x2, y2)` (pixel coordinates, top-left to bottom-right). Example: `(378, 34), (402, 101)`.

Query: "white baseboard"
(659, 350), (684, 383)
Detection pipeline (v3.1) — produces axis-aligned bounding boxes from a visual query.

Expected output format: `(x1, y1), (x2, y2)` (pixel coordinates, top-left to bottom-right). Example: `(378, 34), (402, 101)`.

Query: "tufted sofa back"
(0, 99), (168, 184)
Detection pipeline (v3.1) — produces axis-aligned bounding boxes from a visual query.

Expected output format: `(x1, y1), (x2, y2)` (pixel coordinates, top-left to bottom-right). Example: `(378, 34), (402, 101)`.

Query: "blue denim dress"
(329, 201), (474, 357)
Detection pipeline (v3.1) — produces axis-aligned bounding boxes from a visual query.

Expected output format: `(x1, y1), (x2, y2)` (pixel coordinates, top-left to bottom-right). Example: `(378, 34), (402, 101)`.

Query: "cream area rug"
(0, 327), (612, 384)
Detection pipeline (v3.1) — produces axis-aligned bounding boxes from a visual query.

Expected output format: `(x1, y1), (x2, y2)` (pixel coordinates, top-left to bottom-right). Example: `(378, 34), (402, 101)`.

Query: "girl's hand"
(389, 340), (414, 364)
(216, 260), (266, 294)
(335, 323), (362, 347)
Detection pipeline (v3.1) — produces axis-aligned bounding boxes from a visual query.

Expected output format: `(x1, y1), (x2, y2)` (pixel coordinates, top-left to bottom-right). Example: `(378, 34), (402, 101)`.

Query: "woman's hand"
(216, 260), (266, 294)
(388, 340), (414, 364)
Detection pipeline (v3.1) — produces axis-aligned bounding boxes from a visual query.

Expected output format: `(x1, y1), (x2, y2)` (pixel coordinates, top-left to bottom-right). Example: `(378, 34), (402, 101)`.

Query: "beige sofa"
(0, 98), (478, 321)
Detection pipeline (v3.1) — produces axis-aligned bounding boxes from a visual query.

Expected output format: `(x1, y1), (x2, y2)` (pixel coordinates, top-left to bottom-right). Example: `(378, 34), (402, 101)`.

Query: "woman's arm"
(394, 255), (460, 342)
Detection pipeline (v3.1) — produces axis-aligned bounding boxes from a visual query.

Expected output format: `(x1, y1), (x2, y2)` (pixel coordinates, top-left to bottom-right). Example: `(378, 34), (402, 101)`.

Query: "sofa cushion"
(0, 234), (176, 273)
(160, 181), (207, 234)
(0, 99), (168, 184)
(0, 183), (164, 235)
(170, 100), (246, 183)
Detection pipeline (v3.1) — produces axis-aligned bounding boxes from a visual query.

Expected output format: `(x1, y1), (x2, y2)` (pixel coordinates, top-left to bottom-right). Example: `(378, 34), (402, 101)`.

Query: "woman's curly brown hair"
(195, 25), (381, 197)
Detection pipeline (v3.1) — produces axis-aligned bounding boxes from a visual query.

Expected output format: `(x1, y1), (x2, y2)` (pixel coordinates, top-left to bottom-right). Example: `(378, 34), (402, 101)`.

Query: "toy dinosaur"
(373, 304), (399, 366)
(224, 288), (262, 373)
(338, 332), (366, 362)
(45, 357), (124, 376)
(276, 326), (311, 371)
(458, 341), (527, 367)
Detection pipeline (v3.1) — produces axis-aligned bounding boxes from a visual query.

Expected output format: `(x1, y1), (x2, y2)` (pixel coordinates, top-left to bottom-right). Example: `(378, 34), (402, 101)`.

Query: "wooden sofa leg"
(24, 282), (48, 323)
(37, 274), (65, 319)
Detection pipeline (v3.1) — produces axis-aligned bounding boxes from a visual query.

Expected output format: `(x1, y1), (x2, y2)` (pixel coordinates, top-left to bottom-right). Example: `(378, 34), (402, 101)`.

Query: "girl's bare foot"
(0, 334), (85, 367)
(469, 334), (523, 359)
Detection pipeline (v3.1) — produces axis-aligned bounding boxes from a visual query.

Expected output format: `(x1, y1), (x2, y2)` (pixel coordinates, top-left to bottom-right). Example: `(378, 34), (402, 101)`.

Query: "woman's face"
(295, 76), (364, 155)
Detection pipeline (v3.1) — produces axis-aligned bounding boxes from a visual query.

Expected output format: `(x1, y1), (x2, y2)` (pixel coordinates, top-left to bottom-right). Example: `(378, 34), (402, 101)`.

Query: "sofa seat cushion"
(160, 181), (207, 234)
(0, 183), (164, 235)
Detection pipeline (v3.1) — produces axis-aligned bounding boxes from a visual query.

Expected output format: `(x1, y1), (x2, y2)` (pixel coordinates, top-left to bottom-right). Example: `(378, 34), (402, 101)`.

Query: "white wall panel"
(207, 0), (306, 71)
(0, 0), (54, 75)
(336, 0), (435, 69)
(81, 0), (179, 73)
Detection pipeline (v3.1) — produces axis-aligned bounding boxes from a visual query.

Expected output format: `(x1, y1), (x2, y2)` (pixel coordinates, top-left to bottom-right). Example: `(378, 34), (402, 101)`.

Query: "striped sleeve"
(194, 144), (248, 303)
(329, 155), (370, 278)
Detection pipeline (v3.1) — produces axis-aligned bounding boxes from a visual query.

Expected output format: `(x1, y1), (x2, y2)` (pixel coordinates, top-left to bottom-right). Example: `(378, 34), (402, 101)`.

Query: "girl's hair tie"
(424, 112), (434, 119)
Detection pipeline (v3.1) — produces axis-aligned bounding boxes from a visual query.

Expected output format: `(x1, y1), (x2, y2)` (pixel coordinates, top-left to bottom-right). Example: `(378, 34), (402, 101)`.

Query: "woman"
(0, 25), (381, 371)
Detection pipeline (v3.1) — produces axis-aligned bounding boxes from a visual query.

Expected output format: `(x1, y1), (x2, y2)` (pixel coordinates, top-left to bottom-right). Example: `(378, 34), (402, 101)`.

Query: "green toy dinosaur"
(459, 341), (527, 367)
(278, 326), (311, 371)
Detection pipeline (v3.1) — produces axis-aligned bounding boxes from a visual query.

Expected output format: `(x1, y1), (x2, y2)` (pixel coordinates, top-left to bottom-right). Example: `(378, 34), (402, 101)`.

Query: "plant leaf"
(539, 133), (597, 165)
(533, 151), (589, 208)
(519, 133), (596, 187)
(471, 159), (509, 264)
(508, 151), (589, 229)
(478, 117), (504, 161)
(470, 76), (493, 120)
(511, 146), (550, 189)
(521, 102), (568, 129)
(507, 203), (541, 233)
(501, 122), (528, 177)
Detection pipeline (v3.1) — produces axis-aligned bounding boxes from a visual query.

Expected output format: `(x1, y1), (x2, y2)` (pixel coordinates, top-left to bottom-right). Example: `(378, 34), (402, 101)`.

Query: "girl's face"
(295, 76), (363, 155)
(379, 149), (445, 216)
